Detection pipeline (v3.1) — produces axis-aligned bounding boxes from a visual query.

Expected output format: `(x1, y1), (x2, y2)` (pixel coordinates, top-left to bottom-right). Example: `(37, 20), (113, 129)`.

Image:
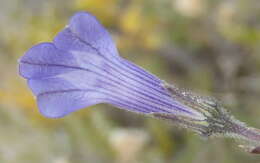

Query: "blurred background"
(1, 0), (260, 162)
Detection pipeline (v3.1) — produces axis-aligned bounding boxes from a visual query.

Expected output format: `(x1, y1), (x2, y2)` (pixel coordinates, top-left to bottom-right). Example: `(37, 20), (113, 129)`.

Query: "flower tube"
(19, 12), (204, 120)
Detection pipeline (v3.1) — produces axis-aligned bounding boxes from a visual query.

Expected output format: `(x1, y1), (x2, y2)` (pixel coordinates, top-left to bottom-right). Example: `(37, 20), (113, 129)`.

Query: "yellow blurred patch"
(143, 33), (162, 50)
(0, 79), (36, 110)
(119, 5), (143, 34)
(74, 0), (119, 25)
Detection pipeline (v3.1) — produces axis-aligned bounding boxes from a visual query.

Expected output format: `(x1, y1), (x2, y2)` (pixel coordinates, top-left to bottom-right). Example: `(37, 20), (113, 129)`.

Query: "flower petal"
(19, 43), (77, 79)
(54, 11), (119, 58)
(19, 12), (205, 120)
(37, 90), (104, 118)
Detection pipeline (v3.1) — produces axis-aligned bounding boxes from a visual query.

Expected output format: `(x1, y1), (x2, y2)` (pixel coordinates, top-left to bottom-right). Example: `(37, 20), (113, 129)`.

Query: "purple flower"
(19, 12), (204, 120)
(19, 12), (260, 152)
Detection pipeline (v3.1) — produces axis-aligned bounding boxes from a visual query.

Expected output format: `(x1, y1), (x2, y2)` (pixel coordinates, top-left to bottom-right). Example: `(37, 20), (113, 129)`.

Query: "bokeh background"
(1, 0), (260, 162)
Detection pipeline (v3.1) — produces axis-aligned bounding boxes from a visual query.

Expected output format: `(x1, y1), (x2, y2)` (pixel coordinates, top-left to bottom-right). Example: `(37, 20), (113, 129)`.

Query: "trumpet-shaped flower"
(19, 12), (203, 119)
(19, 12), (260, 153)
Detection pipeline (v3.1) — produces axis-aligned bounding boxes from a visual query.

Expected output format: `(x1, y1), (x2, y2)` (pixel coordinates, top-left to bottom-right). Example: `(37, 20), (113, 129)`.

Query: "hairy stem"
(158, 82), (260, 154)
